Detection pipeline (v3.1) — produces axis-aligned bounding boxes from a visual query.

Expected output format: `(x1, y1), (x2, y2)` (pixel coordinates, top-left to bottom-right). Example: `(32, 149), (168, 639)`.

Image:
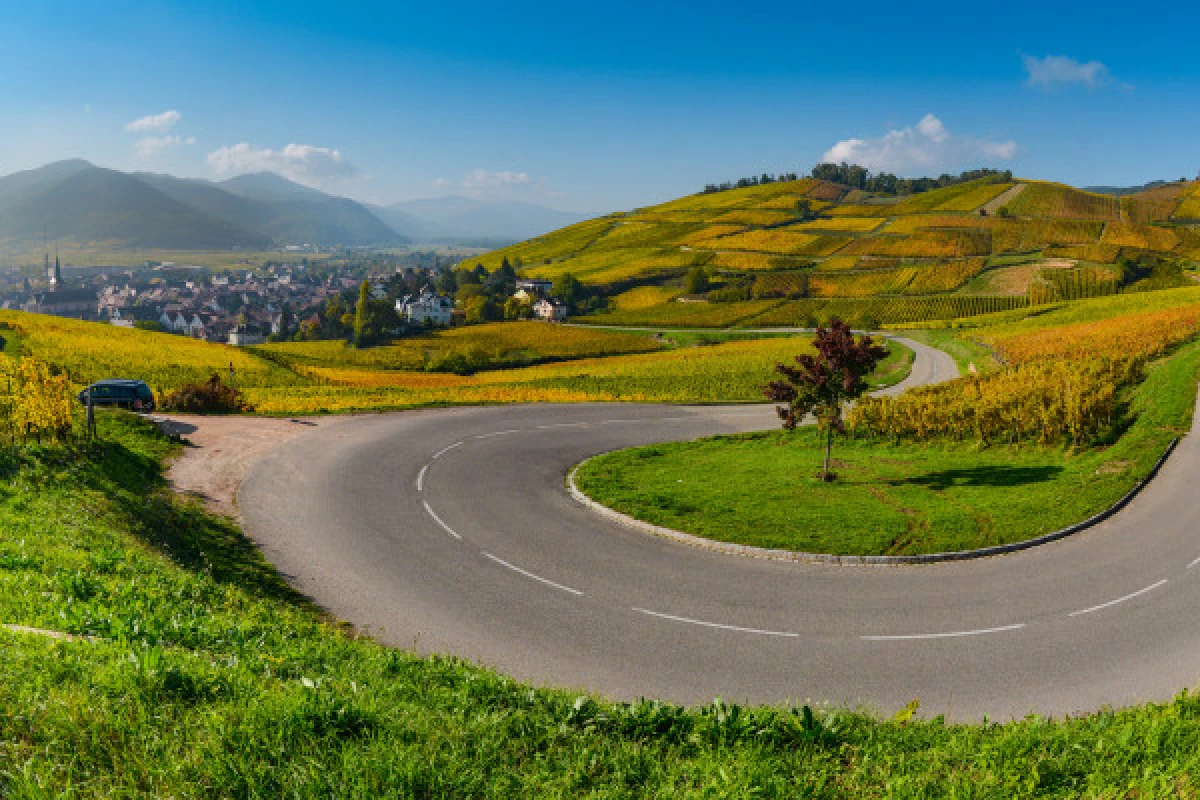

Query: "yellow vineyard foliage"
(854, 302), (1200, 446)
(990, 304), (1200, 364)
(849, 359), (1126, 445)
(0, 357), (76, 443)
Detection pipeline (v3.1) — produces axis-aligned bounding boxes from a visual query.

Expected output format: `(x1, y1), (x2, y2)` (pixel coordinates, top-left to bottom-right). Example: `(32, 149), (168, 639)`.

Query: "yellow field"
(678, 225), (747, 246)
(845, 231), (989, 258)
(1173, 184), (1200, 221)
(244, 335), (820, 413)
(815, 255), (862, 270)
(0, 310), (301, 392)
(610, 286), (683, 310)
(990, 303), (1200, 364)
(1100, 222), (1181, 251)
(1121, 183), (1191, 224)
(690, 228), (851, 256)
(824, 204), (893, 218)
(258, 321), (662, 371)
(886, 180), (1014, 215)
(882, 215), (986, 235)
(1044, 244), (1122, 263)
(988, 218), (1103, 252)
(703, 252), (807, 271)
(809, 269), (920, 297)
(790, 217), (884, 233)
(711, 209), (798, 226)
(1006, 182), (1120, 220)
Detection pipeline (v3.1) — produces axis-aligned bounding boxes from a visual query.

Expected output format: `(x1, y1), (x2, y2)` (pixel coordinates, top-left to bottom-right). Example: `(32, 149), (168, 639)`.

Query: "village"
(0, 252), (572, 346)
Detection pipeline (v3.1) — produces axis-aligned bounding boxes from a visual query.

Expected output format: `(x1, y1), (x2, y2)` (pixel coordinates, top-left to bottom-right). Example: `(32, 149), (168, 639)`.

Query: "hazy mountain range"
(0, 160), (591, 250)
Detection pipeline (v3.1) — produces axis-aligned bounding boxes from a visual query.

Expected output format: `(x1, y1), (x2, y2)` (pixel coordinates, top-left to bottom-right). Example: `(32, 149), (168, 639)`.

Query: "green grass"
(6, 401), (1200, 795)
(575, 339), (1200, 556)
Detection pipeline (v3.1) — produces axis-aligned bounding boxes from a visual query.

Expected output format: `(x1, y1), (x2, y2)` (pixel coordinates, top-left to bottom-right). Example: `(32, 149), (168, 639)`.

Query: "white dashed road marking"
(482, 553), (583, 595)
(632, 607), (800, 638)
(431, 441), (464, 460)
(416, 464), (428, 492)
(1188, 556), (1200, 570)
(1068, 580), (1167, 617)
(861, 623), (1026, 641)
(473, 429), (522, 440)
(421, 500), (462, 540)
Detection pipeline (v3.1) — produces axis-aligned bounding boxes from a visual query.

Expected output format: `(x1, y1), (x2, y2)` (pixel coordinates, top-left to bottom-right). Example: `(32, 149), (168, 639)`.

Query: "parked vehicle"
(78, 379), (156, 412)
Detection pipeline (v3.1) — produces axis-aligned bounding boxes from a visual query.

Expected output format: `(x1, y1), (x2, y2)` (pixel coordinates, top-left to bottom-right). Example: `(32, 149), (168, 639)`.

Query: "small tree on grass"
(353, 280), (371, 347)
(764, 318), (888, 481)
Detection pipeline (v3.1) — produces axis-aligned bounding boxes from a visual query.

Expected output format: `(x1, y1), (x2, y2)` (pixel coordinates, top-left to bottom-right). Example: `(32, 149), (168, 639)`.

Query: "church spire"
(51, 243), (62, 289)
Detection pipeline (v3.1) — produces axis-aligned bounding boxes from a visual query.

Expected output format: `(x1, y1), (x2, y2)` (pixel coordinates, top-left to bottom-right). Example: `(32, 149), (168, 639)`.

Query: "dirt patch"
(159, 414), (336, 519)
(981, 183), (1027, 215)
(971, 259), (1078, 295)
(1096, 460), (1133, 475)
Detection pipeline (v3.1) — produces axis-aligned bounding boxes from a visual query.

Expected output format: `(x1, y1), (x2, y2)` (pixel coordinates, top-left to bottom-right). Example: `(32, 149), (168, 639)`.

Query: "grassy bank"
(574, 339), (1200, 556)
(4, 414), (1200, 795)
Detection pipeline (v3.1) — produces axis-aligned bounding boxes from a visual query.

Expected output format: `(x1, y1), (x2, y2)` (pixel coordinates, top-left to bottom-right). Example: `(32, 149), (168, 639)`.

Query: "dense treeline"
(701, 164), (1010, 197)
(810, 164), (1011, 195)
(702, 172), (801, 193)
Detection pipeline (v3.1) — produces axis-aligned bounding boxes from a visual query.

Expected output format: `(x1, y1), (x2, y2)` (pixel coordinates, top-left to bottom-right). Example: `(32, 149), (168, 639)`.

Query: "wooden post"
(86, 386), (96, 441)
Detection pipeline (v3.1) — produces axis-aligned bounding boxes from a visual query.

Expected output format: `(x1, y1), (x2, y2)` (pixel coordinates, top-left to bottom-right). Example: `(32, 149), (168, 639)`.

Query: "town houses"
(0, 249), (580, 346)
(0, 258), (422, 344)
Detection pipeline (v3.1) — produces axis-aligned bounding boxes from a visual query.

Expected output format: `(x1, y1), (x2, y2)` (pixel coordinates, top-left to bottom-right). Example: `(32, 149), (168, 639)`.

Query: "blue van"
(78, 379), (156, 412)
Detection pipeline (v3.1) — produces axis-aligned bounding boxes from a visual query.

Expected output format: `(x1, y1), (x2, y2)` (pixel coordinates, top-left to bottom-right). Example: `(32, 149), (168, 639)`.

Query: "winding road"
(237, 337), (1200, 721)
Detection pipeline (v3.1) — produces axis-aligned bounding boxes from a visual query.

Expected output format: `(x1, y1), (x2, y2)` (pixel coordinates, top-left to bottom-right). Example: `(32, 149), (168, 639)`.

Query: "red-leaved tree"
(764, 318), (888, 481)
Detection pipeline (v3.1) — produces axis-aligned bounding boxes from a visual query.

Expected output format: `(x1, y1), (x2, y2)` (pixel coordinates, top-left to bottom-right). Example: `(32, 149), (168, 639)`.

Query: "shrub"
(161, 373), (246, 413)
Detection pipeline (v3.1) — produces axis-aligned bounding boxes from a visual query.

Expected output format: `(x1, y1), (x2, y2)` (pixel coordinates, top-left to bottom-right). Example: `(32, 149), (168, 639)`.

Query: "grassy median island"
(575, 339), (1200, 557)
(4, 414), (1200, 793)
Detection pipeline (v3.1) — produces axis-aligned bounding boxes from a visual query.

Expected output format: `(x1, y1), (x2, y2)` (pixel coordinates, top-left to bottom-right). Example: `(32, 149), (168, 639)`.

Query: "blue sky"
(2, 1), (1198, 212)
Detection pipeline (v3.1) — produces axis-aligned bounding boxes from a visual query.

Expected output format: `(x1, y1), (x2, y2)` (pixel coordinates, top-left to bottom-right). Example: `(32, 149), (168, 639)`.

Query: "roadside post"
(86, 386), (96, 441)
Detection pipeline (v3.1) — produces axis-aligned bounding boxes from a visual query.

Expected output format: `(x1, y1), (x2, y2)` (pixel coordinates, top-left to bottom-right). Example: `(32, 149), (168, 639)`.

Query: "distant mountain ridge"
(375, 196), (594, 241)
(0, 160), (592, 251)
(1084, 180), (1179, 197)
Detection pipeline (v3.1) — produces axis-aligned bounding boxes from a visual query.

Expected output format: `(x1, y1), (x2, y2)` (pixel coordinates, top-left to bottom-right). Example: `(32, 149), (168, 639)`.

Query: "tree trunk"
(823, 424), (833, 481)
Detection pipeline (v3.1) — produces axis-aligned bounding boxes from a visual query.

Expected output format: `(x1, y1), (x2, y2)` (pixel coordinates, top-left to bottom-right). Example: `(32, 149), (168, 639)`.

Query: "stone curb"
(566, 436), (1181, 566)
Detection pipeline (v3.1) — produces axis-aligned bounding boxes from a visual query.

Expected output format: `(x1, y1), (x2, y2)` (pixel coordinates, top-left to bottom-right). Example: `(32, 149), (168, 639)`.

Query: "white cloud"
(1022, 55), (1117, 89)
(822, 114), (1017, 175)
(205, 142), (357, 188)
(134, 134), (196, 157)
(461, 169), (531, 195)
(124, 110), (182, 133)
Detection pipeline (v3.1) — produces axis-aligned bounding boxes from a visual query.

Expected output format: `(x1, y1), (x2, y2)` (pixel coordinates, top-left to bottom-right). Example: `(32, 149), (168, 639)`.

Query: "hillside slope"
(472, 178), (1197, 282)
(469, 175), (1200, 325)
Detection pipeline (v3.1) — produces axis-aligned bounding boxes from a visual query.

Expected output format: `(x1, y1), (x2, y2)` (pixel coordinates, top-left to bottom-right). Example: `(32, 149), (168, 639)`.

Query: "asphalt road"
(238, 337), (1200, 720)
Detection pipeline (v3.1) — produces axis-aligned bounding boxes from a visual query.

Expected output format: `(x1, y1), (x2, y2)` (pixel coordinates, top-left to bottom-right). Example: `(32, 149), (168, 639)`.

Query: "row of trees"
(810, 164), (1010, 196)
(702, 173), (802, 194)
(701, 164), (1010, 198)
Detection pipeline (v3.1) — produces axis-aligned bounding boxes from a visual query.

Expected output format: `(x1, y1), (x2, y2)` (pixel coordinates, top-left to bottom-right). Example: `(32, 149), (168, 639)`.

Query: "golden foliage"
(1006, 182), (1120, 220)
(0, 357), (76, 443)
(855, 302), (1200, 446)
(1100, 221), (1181, 252)
(850, 360), (1126, 445)
(990, 304), (1200, 365)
